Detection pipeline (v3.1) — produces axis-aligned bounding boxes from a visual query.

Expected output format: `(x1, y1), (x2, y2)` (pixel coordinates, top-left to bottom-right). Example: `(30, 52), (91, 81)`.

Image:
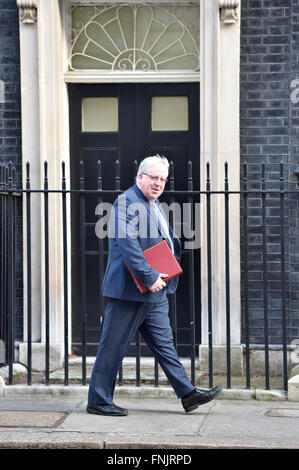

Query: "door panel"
(136, 83), (200, 191)
(69, 82), (200, 356)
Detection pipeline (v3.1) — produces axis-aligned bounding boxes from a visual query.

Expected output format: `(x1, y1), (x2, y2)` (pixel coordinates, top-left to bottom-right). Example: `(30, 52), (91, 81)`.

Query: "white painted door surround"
(17, 0), (241, 372)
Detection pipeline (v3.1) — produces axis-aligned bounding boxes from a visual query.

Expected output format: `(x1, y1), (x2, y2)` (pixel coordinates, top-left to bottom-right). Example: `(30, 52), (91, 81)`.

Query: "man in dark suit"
(87, 155), (221, 416)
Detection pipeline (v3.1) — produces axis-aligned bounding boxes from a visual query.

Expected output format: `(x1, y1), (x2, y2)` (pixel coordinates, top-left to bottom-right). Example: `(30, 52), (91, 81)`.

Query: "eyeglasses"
(142, 172), (168, 184)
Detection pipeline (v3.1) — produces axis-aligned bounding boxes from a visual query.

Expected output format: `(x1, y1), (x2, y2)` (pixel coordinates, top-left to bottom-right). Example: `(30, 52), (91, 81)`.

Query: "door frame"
(18, 0), (241, 370)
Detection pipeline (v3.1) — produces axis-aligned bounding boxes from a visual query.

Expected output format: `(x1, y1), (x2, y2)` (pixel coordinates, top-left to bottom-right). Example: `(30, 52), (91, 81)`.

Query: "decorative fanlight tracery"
(70, 3), (200, 72)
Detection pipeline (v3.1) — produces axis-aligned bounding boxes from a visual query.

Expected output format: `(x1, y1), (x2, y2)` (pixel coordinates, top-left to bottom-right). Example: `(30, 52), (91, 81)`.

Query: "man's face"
(137, 163), (168, 202)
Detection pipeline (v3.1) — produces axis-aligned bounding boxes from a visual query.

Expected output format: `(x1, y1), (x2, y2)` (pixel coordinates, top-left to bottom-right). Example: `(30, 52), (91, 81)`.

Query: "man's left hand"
(149, 273), (168, 292)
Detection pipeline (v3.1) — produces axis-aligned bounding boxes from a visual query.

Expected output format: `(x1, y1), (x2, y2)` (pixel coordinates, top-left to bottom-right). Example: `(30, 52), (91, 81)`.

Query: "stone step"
(49, 357), (205, 385)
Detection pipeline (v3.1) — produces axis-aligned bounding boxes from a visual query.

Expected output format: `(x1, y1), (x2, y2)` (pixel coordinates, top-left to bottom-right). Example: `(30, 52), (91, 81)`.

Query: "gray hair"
(137, 154), (169, 177)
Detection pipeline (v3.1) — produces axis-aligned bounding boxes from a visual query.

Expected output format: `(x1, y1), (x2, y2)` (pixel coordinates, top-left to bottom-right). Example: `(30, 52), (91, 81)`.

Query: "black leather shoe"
(86, 403), (128, 416)
(182, 386), (222, 413)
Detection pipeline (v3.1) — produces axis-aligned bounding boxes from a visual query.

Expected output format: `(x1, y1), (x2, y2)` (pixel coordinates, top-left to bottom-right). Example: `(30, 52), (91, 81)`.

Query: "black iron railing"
(0, 159), (296, 391)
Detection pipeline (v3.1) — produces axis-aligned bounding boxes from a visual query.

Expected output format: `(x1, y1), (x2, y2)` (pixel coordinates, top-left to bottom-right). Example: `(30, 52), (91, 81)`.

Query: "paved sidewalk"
(0, 386), (299, 449)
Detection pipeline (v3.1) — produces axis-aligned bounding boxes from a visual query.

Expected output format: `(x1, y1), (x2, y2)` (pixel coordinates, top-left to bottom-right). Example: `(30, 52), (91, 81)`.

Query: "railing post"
(114, 159), (124, 386)
(0, 161), (6, 365)
(168, 161), (178, 348)
(261, 163), (270, 390)
(7, 162), (14, 384)
(80, 160), (87, 385)
(280, 162), (288, 391)
(26, 162), (32, 385)
(188, 161), (196, 386)
(224, 162), (231, 389)
(44, 161), (50, 384)
(97, 160), (105, 338)
(62, 161), (69, 386)
(242, 162), (250, 389)
(206, 162), (213, 387)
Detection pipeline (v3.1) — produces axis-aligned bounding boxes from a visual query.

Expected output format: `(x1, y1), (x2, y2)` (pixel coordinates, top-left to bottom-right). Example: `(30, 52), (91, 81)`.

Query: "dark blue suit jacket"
(101, 184), (181, 302)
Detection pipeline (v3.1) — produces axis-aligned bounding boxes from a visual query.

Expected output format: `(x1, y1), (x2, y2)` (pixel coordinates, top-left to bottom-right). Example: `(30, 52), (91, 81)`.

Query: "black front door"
(69, 82), (200, 356)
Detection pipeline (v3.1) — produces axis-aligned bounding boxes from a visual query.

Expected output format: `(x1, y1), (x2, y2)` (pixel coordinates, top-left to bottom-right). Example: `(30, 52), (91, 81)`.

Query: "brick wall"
(240, 0), (299, 345)
(290, 0), (299, 344)
(0, 0), (23, 340)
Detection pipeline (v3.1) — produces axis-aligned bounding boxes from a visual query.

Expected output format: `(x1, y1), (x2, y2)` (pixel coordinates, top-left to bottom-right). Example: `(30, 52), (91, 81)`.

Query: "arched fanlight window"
(70, 3), (200, 72)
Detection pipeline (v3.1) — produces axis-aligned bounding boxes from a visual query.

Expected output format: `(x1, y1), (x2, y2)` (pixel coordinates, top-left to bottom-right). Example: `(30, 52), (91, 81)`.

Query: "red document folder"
(126, 240), (183, 294)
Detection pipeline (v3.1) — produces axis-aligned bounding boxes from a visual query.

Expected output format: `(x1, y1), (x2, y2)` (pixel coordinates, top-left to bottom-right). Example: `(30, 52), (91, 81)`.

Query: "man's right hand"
(149, 273), (168, 293)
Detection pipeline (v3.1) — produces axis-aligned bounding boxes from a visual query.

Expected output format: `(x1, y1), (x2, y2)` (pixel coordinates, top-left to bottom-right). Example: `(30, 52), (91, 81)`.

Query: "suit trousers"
(88, 297), (195, 405)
